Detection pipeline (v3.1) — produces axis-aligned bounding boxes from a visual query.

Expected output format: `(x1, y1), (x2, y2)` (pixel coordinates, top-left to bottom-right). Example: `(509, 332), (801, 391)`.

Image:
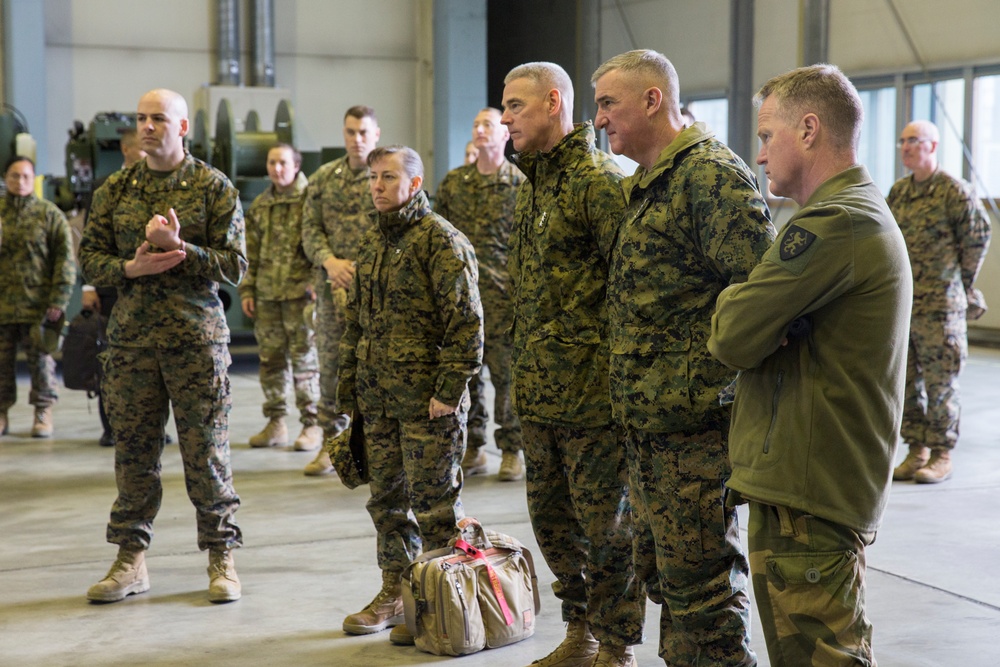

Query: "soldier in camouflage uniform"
(80, 89), (246, 605)
(709, 65), (912, 667)
(300, 105), (380, 476)
(0, 156), (76, 438)
(592, 50), (775, 666)
(240, 144), (321, 452)
(501, 62), (643, 667)
(337, 146), (483, 644)
(436, 107), (526, 481)
(888, 120), (991, 484)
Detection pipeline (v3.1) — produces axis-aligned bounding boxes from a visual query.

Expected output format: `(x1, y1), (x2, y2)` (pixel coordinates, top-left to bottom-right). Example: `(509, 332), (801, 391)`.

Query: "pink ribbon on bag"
(453, 539), (514, 626)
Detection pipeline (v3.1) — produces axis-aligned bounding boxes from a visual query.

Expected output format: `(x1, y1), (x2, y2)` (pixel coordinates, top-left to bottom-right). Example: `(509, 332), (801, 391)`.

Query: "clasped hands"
(124, 208), (187, 278)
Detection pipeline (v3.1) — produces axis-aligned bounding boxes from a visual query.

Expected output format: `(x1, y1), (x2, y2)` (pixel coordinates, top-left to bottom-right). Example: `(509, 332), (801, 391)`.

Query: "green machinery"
(61, 112), (136, 210)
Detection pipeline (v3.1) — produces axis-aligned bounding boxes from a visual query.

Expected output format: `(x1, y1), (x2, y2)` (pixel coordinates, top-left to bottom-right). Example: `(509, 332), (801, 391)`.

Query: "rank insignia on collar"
(779, 225), (817, 260)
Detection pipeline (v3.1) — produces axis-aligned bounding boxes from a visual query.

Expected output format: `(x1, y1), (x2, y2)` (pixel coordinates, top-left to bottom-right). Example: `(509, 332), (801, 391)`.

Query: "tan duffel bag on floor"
(401, 519), (541, 656)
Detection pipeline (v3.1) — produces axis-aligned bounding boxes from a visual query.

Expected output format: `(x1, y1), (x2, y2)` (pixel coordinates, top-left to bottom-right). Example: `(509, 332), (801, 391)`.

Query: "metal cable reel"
(211, 98), (294, 183)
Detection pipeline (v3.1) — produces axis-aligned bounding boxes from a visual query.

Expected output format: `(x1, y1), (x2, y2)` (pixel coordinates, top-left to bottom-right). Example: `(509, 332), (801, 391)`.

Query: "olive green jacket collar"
(802, 164), (873, 210)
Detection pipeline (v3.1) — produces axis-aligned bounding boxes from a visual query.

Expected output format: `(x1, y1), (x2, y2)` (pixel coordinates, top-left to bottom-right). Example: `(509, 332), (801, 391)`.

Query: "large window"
(857, 86), (897, 194)
(973, 74), (1000, 197)
(911, 78), (966, 179)
(685, 98), (728, 146)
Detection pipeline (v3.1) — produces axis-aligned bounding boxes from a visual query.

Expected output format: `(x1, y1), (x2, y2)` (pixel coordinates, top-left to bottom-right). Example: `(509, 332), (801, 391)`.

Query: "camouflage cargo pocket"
(763, 548), (868, 658)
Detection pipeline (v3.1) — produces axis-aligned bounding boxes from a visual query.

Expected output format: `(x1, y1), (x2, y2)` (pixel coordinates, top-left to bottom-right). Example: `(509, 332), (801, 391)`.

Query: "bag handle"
(453, 539), (514, 626)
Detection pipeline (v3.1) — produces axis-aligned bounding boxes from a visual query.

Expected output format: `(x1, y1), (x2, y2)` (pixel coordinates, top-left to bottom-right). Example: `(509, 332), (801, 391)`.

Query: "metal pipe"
(216, 0), (241, 86)
(251, 0), (275, 87)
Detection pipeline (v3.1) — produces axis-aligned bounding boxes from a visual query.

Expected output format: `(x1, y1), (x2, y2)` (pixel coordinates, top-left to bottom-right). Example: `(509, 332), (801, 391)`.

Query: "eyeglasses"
(896, 137), (929, 148)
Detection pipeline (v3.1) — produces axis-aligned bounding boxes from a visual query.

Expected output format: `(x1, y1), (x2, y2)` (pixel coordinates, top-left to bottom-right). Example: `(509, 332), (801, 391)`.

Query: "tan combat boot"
(892, 444), (930, 481)
(462, 446), (489, 475)
(249, 417), (288, 448)
(389, 621), (415, 645)
(303, 448), (334, 476)
(914, 449), (953, 484)
(293, 424), (323, 451)
(31, 407), (53, 438)
(526, 620), (599, 667)
(498, 450), (525, 481)
(343, 571), (405, 635)
(87, 548), (150, 602)
(207, 549), (241, 603)
(594, 644), (636, 667)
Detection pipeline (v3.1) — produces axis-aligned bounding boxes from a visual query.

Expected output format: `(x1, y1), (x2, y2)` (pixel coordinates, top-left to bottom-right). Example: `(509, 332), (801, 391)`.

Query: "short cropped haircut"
(4, 155), (34, 174)
(344, 105), (378, 124)
(367, 144), (424, 180)
(119, 128), (139, 148)
(591, 49), (680, 108)
(504, 62), (574, 116)
(754, 64), (863, 151)
(270, 142), (302, 169)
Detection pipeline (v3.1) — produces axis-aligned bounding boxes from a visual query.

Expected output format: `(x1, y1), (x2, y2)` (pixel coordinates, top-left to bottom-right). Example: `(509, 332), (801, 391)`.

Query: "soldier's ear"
(644, 87), (662, 116)
(800, 113), (819, 147)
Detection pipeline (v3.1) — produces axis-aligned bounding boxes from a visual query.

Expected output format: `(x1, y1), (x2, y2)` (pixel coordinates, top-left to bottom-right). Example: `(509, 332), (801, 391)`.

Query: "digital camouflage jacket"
(508, 122), (624, 427)
(300, 155), (375, 271)
(887, 168), (991, 316)
(435, 159), (524, 302)
(609, 122), (775, 432)
(0, 193), (76, 323)
(338, 191), (483, 420)
(79, 154), (246, 348)
(240, 171), (313, 302)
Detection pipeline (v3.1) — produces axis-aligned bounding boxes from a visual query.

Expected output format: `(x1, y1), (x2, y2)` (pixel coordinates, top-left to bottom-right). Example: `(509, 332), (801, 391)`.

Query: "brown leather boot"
(343, 571), (404, 635)
(0, 411), (7, 436)
(892, 444), (930, 481)
(207, 549), (241, 602)
(915, 449), (952, 484)
(526, 620), (599, 667)
(249, 417), (288, 448)
(87, 548), (150, 602)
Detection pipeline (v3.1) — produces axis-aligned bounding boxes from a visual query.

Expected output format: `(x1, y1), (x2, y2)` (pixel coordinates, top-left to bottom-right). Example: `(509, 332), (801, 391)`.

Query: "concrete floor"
(1, 348), (998, 667)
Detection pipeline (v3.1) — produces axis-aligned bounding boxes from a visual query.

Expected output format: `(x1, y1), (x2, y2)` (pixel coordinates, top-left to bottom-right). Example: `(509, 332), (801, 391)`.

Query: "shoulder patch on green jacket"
(768, 225), (823, 275)
(779, 225), (816, 259)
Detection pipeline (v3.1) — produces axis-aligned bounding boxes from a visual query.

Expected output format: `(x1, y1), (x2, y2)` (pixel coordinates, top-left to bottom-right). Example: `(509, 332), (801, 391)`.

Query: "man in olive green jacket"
(709, 65), (912, 667)
(338, 145), (482, 644)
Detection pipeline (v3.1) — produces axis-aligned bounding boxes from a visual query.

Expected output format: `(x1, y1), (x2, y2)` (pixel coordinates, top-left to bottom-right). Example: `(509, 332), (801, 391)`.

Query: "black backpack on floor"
(62, 309), (108, 396)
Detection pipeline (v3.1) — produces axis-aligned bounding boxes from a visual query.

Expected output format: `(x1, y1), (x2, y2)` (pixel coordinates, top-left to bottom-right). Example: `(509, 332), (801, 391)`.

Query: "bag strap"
(520, 546), (541, 613)
(453, 539), (514, 626)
